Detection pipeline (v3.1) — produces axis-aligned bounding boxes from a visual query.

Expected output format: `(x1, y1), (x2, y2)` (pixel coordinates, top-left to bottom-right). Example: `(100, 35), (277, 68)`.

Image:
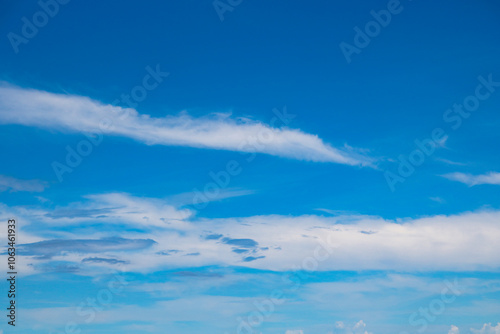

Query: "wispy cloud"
(0, 83), (372, 165)
(166, 188), (255, 207)
(0, 174), (47, 192)
(436, 158), (467, 166)
(429, 196), (445, 203)
(18, 273), (500, 333)
(18, 237), (156, 259)
(82, 257), (129, 265)
(441, 172), (500, 186)
(39, 192), (192, 227)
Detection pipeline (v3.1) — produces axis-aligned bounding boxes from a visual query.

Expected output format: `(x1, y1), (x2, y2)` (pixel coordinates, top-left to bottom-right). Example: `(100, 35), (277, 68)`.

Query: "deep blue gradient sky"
(0, 1), (500, 333)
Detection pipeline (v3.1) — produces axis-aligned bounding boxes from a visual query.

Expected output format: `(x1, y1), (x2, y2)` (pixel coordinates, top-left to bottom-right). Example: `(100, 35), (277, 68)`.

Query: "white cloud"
(165, 188), (255, 207)
(353, 320), (372, 334)
(0, 174), (47, 192)
(0, 83), (372, 165)
(7, 194), (500, 273)
(333, 320), (372, 334)
(436, 158), (467, 166)
(448, 325), (460, 334)
(285, 330), (304, 334)
(335, 321), (346, 329)
(471, 323), (500, 334)
(441, 172), (500, 186)
(35, 192), (192, 228)
(429, 196), (445, 203)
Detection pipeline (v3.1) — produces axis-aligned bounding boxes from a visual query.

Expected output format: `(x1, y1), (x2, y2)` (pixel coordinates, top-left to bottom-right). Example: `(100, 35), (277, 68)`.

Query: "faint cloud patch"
(333, 320), (373, 334)
(430, 197), (446, 204)
(435, 158), (467, 166)
(82, 257), (129, 265)
(30, 261), (80, 273)
(19, 237), (156, 259)
(470, 323), (500, 334)
(0, 175), (48, 192)
(442, 172), (500, 186)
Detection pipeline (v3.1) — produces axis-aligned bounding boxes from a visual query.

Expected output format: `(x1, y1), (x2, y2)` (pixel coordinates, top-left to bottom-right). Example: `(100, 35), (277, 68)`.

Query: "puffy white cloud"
(471, 323), (500, 334)
(447, 323), (500, 334)
(441, 172), (500, 186)
(285, 330), (304, 334)
(333, 320), (372, 334)
(0, 83), (372, 165)
(335, 321), (346, 329)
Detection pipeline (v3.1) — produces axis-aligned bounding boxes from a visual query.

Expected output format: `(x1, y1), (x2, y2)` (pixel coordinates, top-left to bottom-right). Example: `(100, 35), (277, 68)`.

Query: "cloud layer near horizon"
(0, 84), (371, 165)
(3, 193), (500, 274)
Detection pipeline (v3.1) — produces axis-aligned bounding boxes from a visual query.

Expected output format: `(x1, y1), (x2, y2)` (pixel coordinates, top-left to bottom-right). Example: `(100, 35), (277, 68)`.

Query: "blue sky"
(0, 0), (500, 333)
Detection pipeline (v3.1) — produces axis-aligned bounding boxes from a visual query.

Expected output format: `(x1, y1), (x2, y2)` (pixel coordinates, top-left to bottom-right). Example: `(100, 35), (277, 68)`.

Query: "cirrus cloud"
(441, 172), (500, 186)
(0, 174), (48, 192)
(0, 83), (372, 166)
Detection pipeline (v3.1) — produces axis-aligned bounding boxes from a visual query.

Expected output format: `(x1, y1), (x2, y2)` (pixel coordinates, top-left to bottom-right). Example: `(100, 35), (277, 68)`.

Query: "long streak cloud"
(0, 84), (371, 165)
